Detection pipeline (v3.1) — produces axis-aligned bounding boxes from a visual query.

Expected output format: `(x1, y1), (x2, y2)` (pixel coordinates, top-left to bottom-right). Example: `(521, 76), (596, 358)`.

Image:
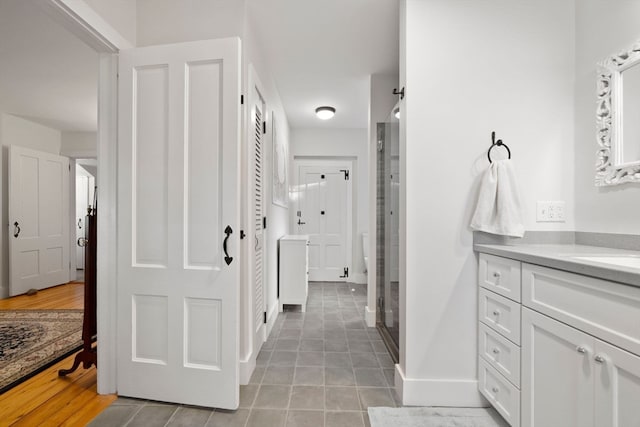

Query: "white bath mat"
(368, 407), (509, 427)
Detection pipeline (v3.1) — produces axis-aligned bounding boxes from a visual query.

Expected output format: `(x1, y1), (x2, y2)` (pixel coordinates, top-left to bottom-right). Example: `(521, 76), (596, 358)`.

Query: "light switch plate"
(537, 201), (566, 222)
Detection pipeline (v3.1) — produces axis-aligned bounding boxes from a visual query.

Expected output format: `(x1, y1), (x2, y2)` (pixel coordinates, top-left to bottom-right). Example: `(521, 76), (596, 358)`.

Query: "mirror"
(595, 40), (640, 186)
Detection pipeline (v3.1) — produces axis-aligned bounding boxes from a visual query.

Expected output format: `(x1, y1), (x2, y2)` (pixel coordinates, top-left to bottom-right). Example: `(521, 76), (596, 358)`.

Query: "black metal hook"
(487, 131), (511, 163)
(393, 87), (405, 100)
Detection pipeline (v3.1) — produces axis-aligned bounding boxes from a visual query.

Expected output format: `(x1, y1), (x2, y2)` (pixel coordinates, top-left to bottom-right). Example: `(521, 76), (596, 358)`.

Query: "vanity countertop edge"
(474, 243), (640, 288)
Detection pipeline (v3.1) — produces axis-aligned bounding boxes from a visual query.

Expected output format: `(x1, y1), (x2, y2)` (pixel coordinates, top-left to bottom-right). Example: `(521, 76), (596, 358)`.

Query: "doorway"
(376, 104), (400, 361)
(294, 160), (353, 282)
(75, 159), (97, 282)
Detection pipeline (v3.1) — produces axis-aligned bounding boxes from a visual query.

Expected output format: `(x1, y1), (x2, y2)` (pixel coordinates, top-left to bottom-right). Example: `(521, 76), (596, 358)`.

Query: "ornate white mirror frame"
(596, 40), (640, 186)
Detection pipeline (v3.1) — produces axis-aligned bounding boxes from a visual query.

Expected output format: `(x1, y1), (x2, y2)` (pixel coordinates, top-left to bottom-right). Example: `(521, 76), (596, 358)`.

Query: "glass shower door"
(376, 104), (400, 360)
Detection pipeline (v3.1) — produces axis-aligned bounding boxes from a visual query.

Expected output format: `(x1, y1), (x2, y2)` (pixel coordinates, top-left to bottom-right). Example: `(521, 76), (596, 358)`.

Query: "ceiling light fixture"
(394, 108), (400, 119)
(315, 106), (336, 120)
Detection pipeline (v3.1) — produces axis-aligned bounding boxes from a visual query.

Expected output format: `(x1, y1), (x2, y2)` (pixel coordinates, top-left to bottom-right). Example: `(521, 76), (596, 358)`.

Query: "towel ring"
(487, 131), (511, 163)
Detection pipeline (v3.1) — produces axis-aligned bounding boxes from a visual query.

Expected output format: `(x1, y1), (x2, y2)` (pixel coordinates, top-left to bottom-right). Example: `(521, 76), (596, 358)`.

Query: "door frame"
(38, 0), (133, 394)
(292, 157), (354, 282)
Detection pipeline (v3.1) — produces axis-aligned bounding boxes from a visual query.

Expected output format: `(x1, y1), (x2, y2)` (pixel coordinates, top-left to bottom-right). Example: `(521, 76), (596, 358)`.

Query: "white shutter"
(254, 104), (264, 331)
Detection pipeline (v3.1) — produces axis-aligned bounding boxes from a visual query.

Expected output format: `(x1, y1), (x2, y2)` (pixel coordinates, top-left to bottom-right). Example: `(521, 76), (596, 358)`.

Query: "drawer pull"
(492, 386), (500, 393)
(594, 354), (606, 364)
(492, 347), (500, 354)
(576, 346), (587, 354)
(492, 310), (500, 316)
(493, 271), (501, 279)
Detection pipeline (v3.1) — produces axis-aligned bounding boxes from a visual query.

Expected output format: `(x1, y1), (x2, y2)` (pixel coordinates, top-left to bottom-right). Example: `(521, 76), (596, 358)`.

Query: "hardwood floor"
(0, 282), (116, 426)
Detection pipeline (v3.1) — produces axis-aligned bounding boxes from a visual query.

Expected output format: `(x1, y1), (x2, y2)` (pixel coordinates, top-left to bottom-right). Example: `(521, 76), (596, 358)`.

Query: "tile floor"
(90, 282), (398, 427)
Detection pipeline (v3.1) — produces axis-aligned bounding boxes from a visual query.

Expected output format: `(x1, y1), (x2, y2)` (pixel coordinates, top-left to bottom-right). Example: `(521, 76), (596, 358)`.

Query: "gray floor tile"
(88, 405), (140, 427)
(325, 386), (361, 411)
(325, 367), (356, 386)
(377, 353), (395, 368)
(296, 351), (324, 366)
(289, 385), (325, 410)
(299, 339), (324, 351)
(254, 385), (292, 409)
(207, 409), (250, 427)
(246, 409), (287, 427)
(286, 410), (325, 427)
(127, 405), (177, 427)
(357, 387), (395, 409)
(294, 366), (324, 385)
(239, 384), (259, 408)
(371, 340), (388, 353)
(276, 339), (301, 351)
(263, 366), (296, 384)
(110, 397), (146, 406)
(354, 368), (387, 387)
(325, 411), (365, 427)
(325, 339), (349, 352)
(349, 340), (374, 353)
(279, 328), (302, 339)
(383, 368), (395, 387)
(250, 366), (265, 384)
(166, 406), (212, 426)
(351, 353), (380, 368)
(257, 350), (273, 366)
(270, 351), (298, 366)
(325, 352), (352, 368)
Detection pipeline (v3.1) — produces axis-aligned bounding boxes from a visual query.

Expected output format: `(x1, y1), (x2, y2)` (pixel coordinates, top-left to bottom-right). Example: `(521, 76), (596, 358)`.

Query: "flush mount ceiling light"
(394, 107), (400, 119)
(315, 106), (336, 120)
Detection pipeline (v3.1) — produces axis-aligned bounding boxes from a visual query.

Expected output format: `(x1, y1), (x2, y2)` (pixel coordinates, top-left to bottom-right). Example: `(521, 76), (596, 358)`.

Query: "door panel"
(76, 175), (89, 269)
(9, 146), (70, 296)
(117, 38), (240, 409)
(521, 308), (595, 427)
(594, 339), (640, 427)
(297, 165), (350, 281)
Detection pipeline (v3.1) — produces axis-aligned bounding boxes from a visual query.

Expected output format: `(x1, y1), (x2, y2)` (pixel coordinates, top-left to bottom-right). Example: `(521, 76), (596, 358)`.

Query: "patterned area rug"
(0, 309), (83, 393)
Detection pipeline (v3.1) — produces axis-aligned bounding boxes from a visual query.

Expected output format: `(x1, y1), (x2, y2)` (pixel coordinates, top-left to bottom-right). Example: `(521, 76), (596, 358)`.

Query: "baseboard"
(239, 355), (256, 386)
(365, 305), (376, 327)
(352, 273), (367, 284)
(395, 364), (487, 407)
(266, 300), (280, 339)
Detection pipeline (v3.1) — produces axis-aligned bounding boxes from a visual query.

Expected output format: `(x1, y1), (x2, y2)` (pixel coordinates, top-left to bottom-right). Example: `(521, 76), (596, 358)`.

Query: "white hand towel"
(470, 159), (524, 238)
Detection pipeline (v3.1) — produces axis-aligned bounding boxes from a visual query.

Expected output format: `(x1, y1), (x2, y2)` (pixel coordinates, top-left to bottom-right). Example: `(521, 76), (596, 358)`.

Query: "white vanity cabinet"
(278, 235), (309, 312)
(477, 252), (640, 427)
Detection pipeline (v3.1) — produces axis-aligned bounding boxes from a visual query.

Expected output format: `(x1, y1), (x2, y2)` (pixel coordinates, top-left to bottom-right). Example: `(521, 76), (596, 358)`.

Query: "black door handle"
(78, 218), (83, 229)
(13, 222), (20, 238)
(223, 225), (233, 265)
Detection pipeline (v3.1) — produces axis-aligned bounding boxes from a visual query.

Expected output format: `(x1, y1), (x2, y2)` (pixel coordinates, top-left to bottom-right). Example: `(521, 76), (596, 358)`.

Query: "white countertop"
(474, 243), (640, 288)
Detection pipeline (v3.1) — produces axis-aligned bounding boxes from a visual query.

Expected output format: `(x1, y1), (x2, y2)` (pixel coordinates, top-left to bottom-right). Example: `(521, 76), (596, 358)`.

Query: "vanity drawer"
(480, 288), (521, 345)
(522, 263), (640, 356)
(479, 322), (521, 387)
(479, 253), (521, 302)
(479, 357), (520, 427)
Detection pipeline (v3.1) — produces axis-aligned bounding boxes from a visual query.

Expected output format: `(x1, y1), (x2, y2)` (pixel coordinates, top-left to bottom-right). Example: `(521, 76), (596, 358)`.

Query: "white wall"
(0, 114), (62, 298)
(136, 0), (245, 46)
(61, 131), (97, 158)
(84, 0), (137, 46)
(399, 0), (575, 406)
(289, 128), (368, 284)
(367, 73), (398, 326)
(574, 1), (640, 234)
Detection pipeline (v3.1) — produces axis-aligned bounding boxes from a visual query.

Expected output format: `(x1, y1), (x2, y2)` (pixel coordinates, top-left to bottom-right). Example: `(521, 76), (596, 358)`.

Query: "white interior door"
(75, 174), (89, 270)
(297, 164), (351, 281)
(9, 146), (70, 296)
(117, 38), (241, 409)
(251, 85), (266, 350)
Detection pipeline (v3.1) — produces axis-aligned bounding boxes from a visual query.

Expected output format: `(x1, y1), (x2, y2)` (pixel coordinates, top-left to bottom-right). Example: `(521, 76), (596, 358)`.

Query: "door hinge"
(241, 94), (244, 105)
(340, 169), (350, 180)
(240, 230), (246, 239)
(263, 216), (267, 229)
(263, 311), (267, 324)
(339, 267), (349, 278)
(263, 121), (267, 134)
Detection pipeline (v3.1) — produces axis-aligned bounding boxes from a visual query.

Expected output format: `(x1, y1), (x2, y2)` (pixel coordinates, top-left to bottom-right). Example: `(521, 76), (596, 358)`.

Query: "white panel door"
(251, 85), (266, 349)
(594, 339), (640, 427)
(521, 307), (595, 427)
(297, 165), (351, 281)
(9, 146), (70, 296)
(117, 38), (240, 409)
(76, 174), (89, 270)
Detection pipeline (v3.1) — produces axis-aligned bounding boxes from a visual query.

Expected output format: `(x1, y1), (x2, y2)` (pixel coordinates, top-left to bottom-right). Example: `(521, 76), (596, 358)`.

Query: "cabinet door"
(521, 308), (595, 427)
(594, 339), (640, 427)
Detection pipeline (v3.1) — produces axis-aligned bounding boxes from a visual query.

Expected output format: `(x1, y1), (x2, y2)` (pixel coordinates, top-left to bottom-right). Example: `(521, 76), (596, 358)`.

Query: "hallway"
(89, 282), (398, 426)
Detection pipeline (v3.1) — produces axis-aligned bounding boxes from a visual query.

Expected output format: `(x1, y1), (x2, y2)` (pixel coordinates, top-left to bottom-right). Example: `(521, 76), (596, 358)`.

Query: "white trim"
(40, 0), (133, 52)
(61, 149), (98, 159)
(266, 298), (280, 338)
(365, 305), (376, 327)
(395, 364), (487, 407)
(239, 355), (256, 386)
(96, 53), (118, 394)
